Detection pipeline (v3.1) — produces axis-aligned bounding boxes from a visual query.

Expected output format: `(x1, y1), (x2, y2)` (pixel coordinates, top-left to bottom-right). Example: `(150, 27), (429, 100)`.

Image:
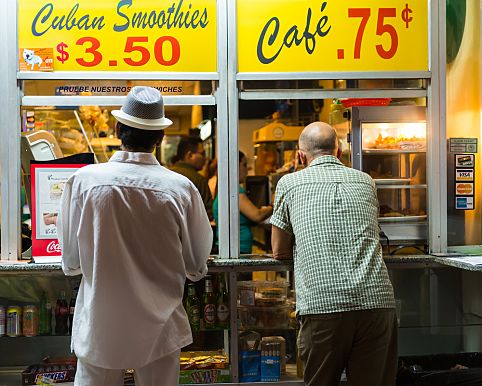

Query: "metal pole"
(216, 0), (230, 259)
(427, 0), (447, 253)
(227, 0), (240, 259)
(0, 0), (21, 260)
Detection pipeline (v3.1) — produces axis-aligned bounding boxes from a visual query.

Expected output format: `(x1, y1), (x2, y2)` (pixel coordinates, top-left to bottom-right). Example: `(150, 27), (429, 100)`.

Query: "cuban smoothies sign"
(18, 0), (217, 72)
(238, 0), (428, 72)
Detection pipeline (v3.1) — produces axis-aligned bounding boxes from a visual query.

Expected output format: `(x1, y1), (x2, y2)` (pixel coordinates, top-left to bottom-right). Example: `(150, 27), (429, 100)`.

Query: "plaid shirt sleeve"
(270, 178), (293, 234)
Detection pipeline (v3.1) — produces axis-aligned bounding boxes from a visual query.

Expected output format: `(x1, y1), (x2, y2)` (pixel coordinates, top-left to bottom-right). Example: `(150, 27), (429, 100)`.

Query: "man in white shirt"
(57, 86), (213, 386)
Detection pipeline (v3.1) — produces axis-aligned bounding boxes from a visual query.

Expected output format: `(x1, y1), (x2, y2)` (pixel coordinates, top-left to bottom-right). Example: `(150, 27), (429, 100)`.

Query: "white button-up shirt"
(57, 151), (212, 369)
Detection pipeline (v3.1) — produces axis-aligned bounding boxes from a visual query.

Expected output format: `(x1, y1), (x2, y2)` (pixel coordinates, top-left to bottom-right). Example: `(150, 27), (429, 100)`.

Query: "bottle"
(69, 289), (77, 335)
(38, 291), (52, 335)
(184, 284), (201, 332)
(55, 290), (69, 335)
(216, 279), (230, 329)
(202, 276), (216, 329)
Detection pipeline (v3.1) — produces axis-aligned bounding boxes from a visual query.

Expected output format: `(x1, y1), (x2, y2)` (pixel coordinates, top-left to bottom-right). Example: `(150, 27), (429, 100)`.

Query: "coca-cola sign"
(46, 240), (62, 254)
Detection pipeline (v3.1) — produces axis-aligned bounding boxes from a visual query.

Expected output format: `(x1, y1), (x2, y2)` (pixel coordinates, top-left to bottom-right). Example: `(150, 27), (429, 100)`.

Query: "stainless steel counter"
(2, 253), (481, 273)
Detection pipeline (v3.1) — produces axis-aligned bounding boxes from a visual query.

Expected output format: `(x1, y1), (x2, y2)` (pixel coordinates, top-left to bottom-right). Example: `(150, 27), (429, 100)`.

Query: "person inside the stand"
(170, 136), (213, 220)
(57, 86), (212, 386)
(213, 151), (272, 254)
(271, 122), (398, 386)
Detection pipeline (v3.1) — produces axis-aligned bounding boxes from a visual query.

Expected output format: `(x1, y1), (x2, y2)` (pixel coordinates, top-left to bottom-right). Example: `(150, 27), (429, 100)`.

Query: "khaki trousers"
(297, 308), (398, 386)
(74, 349), (181, 386)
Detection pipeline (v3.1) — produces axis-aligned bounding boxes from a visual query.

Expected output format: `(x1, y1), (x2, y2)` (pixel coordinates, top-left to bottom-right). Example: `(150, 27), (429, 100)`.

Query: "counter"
(1, 254), (481, 386)
(1, 254), (481, 273)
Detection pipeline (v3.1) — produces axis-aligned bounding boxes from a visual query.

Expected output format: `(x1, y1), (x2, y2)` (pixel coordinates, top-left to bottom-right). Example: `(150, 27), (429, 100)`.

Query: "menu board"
(18, 0), (217, 72)
(237, 0), (428, 72)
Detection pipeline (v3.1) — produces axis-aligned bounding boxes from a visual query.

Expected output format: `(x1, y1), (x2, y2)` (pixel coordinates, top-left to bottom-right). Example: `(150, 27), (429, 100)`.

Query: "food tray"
(362, 148), (426, 154)
(238, 305), (290, 330)
(374, 178), (411, 185)
(340, 98), (391, 108)
(378, 215), (427, 223)
(238, 281), (289, 306)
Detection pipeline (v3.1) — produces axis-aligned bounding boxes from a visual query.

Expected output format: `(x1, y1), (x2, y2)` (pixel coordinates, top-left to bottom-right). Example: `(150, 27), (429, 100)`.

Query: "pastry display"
(367, 133), (426, 150)
(180, 351), (229, 370)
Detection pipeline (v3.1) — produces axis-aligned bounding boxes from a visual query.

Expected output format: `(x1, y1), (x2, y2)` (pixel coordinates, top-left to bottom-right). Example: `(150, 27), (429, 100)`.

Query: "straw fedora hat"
(112, 86), (173, 130)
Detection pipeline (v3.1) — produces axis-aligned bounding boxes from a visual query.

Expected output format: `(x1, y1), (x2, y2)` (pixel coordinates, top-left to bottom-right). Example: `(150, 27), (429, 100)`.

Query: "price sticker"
(238, 0), (428, 72)
(18, 0), (217, 72)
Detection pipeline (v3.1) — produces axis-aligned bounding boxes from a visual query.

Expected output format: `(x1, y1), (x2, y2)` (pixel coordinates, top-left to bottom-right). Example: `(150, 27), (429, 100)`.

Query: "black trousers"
(297, 308), (398, 386)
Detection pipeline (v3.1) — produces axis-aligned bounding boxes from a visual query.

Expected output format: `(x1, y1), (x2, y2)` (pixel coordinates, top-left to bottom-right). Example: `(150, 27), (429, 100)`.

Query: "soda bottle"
(216, 278), (230, 329)
(69, 289), (77, 335)
(202, 276), (216, 329)
(38, 291), (52, 335)
(55, 290), (69, 335)
(184, 284), (201, 332)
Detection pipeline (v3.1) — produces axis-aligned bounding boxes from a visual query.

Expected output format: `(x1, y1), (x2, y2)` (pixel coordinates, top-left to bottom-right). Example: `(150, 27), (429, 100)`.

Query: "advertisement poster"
(34, 167), (76, 239)
(19, 48), (54, 71)
(30, 155), (93, 259)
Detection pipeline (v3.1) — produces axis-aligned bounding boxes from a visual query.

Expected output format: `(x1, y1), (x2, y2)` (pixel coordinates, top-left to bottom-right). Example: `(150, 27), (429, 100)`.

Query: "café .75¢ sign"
(18, 0), (217, 72)
(238, 0), (428, 72)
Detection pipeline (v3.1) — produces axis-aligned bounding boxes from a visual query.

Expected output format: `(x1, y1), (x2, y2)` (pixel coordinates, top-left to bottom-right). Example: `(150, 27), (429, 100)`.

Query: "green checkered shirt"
(271, 156), (395, 315)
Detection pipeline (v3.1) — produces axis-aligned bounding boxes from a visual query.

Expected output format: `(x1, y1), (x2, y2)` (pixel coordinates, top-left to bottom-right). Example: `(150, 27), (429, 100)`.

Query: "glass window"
(20, 80), (218, 256)
(237, 83), (428, 255)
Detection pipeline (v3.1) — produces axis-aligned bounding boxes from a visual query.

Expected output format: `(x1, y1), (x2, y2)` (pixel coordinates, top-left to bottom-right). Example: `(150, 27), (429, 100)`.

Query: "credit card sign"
(455, 154), (474, 168)
(455, 169), (474, 181)
(455, 183), (474, 196)
(455, 196), (474, 210)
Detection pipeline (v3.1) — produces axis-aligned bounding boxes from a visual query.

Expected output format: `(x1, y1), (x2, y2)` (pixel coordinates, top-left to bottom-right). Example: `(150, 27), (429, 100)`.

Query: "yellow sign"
(237, 0), (428, 72)
(18, 0), (217, 72)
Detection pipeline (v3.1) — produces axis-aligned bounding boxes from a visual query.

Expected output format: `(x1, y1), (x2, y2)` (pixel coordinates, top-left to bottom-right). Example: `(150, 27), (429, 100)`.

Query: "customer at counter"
(271, 122), (397, 386)
(171, 136), (213, 219)
(213, 151), (272, 254)
(57, 87), (213, 386)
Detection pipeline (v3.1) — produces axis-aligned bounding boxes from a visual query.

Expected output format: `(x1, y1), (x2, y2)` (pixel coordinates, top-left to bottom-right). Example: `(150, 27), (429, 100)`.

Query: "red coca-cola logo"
(46, 240), (61, 254)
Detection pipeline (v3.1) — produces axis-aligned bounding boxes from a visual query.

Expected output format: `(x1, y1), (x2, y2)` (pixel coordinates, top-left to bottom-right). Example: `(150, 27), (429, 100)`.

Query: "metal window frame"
(427, 0), (447, 253)
(237, 71), (431, 80)
(17, 72), (219, 81)
(0, 0), (21, 261)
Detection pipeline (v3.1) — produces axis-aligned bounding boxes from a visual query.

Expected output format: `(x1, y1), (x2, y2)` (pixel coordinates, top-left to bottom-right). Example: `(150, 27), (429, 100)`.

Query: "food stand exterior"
(1, 0), (482, 385)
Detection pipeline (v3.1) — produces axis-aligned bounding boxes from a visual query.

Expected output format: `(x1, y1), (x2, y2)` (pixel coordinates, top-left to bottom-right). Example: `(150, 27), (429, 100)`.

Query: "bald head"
(299, 122), (338, 160)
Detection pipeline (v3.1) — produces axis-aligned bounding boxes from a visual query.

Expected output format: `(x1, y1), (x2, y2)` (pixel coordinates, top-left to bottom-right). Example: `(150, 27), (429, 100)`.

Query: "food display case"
(351, 106), (427, 248)
(21, 107), (120, 163)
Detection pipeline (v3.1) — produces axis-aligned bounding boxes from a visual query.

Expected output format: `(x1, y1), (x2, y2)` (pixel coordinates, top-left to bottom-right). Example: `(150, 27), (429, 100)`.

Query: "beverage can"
(23, 305), (39, 337)
(0, 306), (5, 336)
(6, 306), (22, 337)
(261, 341), (281, 382)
